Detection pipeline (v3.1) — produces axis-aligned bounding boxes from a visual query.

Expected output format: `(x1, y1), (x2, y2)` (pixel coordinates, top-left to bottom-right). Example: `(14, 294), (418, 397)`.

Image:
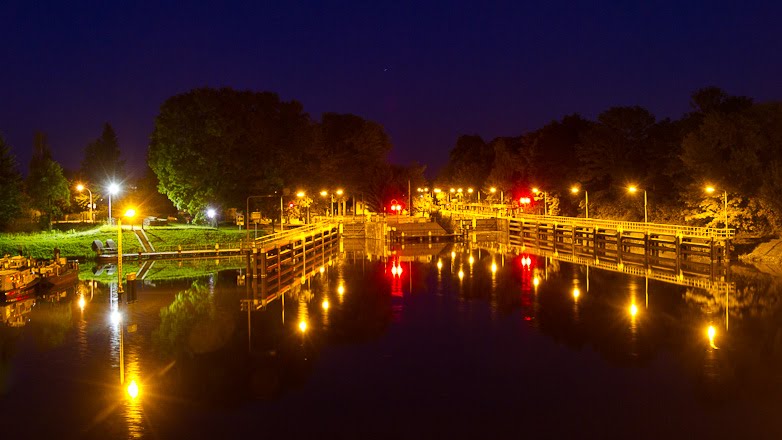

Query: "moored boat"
(1, 267), (40, 302)
(36, 259), (79, 289)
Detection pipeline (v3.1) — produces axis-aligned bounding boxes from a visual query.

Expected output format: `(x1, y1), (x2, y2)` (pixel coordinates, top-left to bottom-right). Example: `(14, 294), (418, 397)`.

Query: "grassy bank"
(0, 224), (258, 259)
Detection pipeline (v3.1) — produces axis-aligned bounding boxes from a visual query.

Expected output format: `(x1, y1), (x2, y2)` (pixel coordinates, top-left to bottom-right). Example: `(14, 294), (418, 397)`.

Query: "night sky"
(2, 1), (781, 177)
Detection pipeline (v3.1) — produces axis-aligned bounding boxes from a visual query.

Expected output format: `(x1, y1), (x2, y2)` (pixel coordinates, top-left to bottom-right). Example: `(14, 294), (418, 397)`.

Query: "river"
(1, 241), (781, 439)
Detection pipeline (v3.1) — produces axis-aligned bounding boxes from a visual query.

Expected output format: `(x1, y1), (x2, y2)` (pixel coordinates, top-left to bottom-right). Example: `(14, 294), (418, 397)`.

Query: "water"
(1, 243), (782, 439)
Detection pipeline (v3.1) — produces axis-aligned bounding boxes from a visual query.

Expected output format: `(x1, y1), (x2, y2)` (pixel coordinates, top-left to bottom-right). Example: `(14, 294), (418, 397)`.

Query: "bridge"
(440, 203), (733, 266)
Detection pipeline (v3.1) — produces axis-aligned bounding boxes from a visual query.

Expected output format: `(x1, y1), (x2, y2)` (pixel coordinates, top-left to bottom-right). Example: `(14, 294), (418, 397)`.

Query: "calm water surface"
(1, 244), (782, 439)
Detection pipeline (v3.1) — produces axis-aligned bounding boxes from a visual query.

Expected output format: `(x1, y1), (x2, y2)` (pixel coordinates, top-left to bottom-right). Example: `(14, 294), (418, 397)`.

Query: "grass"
(0, 223), (261, 259)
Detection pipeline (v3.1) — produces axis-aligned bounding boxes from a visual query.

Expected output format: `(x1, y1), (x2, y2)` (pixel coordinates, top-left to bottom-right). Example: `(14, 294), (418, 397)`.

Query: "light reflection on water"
(2, 243), (781, 437)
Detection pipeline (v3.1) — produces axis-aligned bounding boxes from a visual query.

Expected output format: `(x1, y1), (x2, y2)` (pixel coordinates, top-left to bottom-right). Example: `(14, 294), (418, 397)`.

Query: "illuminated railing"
(443, 204), (734, 239)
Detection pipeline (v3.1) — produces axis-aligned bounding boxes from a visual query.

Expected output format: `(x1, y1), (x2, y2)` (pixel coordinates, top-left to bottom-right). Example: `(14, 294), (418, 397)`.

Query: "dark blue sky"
(2, 1), (780, 178)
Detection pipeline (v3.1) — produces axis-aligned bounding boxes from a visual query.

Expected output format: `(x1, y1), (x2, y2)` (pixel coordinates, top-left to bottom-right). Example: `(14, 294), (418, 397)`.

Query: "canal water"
(1, 242), (781, 439)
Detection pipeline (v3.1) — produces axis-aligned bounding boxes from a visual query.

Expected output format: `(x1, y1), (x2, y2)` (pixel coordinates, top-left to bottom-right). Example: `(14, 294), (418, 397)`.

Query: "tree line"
(437, 87), (782, 235)
(0, 87), (424, 231)
(148, 87), (424, 221)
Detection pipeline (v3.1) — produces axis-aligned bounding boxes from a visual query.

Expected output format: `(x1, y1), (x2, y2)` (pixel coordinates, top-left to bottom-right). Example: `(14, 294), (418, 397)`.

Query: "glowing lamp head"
(298, 321), (307, 333)
(124, 209), (136, 219)
(628, 185), (638, 194)
(467, 188), (474, 194)
(490, 187), (497, 194)
(296, 191), (305, 198)
(434, 188), (441, 193)
(320, 190), (328, 197)
(76, 184), (85, 192)
(108, 183), (120, 195)
(206, 208), (216, 219)
(705, 186), (716, 194)
(336, 189), (344, 196)
(570, 186), (579, 194)
(532, 187), (539, 194)
(450, 188), (455, 193)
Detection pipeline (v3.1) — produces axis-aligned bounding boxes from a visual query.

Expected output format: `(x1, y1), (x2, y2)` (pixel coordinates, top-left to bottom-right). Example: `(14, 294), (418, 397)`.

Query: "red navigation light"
(288, 202), (295, 208)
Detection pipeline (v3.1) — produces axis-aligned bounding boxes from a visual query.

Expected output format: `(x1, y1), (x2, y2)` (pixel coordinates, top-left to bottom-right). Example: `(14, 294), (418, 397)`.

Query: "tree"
(149, 88), (313, 217)
(314, 113), (393, 195)
(26, 133), (70, 229)
(80, 123), (125, 187)
(681, 102), (782, 231)
(438, 135), (493, 187)
(0, 135), (23, 230)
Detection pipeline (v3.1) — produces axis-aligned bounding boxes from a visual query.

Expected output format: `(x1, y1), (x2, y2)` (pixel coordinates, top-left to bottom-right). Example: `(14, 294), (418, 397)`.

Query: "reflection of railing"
(444, 204), (734, 239)
(241, 229), (341, 311)
(473, 241), (735, 294)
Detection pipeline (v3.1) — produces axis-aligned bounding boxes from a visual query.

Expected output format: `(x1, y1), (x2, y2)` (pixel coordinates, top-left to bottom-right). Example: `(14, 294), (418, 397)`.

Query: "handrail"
(442, 206), (735, 239)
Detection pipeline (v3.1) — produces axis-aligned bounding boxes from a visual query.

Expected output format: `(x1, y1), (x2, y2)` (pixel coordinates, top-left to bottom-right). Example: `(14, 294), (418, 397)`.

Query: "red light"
(288, 202), (295, 208)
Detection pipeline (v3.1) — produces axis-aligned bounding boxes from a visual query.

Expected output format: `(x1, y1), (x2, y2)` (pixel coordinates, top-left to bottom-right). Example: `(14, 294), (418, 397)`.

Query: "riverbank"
(0, 224), (257, 259)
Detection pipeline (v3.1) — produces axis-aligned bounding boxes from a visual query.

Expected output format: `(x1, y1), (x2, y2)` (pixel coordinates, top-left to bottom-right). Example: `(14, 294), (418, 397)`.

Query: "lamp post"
(571, 186), (588, 218)
(107, 183), (120, 225)
(627, 185), (647, 223)
(705, 186), (728, 236)
(207, 208), (217, 229)
(490, 187), (504, 204)
(532, 187), (548, 216)
(76, 184), (93, 223)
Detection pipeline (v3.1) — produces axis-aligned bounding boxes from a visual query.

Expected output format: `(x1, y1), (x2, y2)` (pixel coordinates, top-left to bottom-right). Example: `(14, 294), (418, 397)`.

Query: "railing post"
(260, 248), (268, 279)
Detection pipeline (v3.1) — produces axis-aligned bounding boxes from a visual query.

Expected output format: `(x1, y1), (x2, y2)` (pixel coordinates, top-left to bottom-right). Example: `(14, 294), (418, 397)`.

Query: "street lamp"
(627, 185), (647, 223)
(207, 208), (217, 228)
(705, 186), (728, 236)
(107, 182), (120, 225)
(532, 187), (548, 216)
(489, 187), (504, 204)
(76, 184), (94, 223)
(116, 208), (135, 294)
(571, 186), (588, 218)
(467, 188), (474, 202)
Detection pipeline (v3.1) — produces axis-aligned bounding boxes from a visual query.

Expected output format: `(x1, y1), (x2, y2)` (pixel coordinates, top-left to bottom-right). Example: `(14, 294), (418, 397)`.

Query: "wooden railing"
(442, 203), (734, 239)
